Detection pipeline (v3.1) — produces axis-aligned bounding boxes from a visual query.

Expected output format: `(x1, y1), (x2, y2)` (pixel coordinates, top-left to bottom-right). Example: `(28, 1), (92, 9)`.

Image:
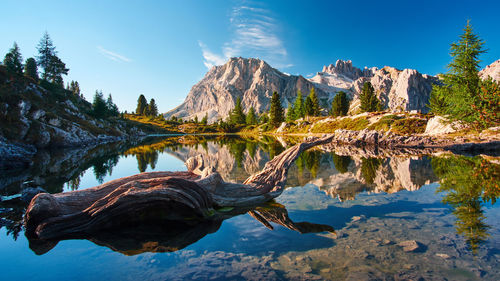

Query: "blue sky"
(1, 0), (499, 113)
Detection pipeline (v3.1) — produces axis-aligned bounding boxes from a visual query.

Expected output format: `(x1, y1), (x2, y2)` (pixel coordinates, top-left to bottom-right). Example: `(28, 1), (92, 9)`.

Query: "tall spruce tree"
(3, 42), (23, 75)
(148, 98), (158, 117)
(293, 90), (305, 119)
(245, 107), (257, 125)
(229, 97), (245, 125)
(24, 58), (38, 81)
(91, 90), (107, 118)
(429, 21), (489, 125)
(106, 94), (119, 117)
(309, 88), (320, 116)
(201, 113), (208, 125)
(36, 32), (56, 80)
(286, 103), (295, 122)
(360, 82), (381, 112)
(136, 94), (148, 115)
(268, 91), (284, 127)
(331, 91), (349, 117)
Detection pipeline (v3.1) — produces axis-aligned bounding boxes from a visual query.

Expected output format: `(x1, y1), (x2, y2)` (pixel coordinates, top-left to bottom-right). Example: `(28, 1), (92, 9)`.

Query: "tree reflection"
(332, 153), (351, 174)
(432, 155), (500, 253)
(360, 157), (382, 184)
(92, 155), (119, 183)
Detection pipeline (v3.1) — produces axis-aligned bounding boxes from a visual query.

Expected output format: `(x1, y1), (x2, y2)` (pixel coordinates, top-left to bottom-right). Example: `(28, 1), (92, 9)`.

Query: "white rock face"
(165, 57), (328, 123)
(424, 116), (465, 136)
(479, 59), (500, 82)
(311, 61), (438, 113)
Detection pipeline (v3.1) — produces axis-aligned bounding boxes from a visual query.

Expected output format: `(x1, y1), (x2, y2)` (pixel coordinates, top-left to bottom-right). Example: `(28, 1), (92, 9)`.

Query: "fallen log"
(24, 135), (335, 248)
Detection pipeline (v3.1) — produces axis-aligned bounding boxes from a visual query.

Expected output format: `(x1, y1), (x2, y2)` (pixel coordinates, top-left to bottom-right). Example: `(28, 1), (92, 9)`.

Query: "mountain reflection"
(1, 135), (499, 255)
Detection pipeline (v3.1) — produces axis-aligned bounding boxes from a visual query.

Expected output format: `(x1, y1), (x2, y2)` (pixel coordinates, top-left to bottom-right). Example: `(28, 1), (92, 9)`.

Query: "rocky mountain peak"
(479, 59), (500, 82)
(321, 59), (375, 81)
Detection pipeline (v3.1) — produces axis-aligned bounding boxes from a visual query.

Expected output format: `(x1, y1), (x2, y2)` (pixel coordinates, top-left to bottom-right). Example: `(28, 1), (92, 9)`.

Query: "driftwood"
(24, 135), (335, 252)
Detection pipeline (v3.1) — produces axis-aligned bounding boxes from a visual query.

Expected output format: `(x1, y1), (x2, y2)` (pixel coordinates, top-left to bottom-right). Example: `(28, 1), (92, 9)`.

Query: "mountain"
(166, 57), (499, 122)
(479, 59), (500, 82)
(309, 60), (439, 113)
(165, 57), (328, 123)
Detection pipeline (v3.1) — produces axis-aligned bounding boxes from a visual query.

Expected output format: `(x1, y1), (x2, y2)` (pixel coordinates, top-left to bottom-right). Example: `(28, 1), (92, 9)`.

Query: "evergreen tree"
(106, 94), (119, 117)
(286, 103), (295, 122)
(69, 80), (81, 96)
(360, 82), (381, 112)
(148, 98), (158, 117)
(331, 91), (349, 117)
(304, 95), (313, 116)
(24, 57), (38, 81)
(45, 55), (68, 86)
(309, 87), (320, 116)
(91, 90), (107, 118)
(429, 21), (489, 125)
(229, 97), (246, 124)
(3, 42), (23, 75)
(201, 113), (208, 125)
(293, 90), (305, 119)
(246, 107), (258, 125)
(268, 91), (284, 127)
(136, 94), (148, 115)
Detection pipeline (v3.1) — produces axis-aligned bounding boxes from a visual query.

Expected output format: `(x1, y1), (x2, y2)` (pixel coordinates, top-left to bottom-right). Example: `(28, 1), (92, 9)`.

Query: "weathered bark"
(24, 135), (335, 245)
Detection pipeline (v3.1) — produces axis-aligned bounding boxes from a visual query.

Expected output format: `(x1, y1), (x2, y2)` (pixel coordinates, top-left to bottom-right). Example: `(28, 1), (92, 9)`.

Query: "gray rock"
(398, 240), (421, 252)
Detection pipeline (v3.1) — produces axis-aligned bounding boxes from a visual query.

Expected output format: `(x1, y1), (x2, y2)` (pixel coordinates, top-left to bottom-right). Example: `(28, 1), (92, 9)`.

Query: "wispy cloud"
(97, 46), (131, 63)
(199, 2), (291, 69)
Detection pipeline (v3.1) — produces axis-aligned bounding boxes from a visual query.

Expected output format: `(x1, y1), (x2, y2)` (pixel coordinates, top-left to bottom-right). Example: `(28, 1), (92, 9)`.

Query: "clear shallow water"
(1, 135), (499, 280)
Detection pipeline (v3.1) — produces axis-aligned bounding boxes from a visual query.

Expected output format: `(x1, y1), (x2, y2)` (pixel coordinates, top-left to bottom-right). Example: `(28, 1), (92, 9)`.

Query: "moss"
(368, 115), (403, 131)
(391, 118), (427, 135)
(309, 117), (370, 133)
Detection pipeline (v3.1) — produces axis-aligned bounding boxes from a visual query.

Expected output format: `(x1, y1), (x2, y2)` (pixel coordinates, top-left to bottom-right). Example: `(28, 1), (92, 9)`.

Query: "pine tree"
(24, 58), (38, 81)
(3, 42), (23, 75)
(331, 91), (349, 117)
(91, 90), (107, 118)
(68, 80), (81, 96)
(429, 21), (488, 125)
(304, 95), (313, 116)
(201, 113), (208, 125)
(229, 97), (246, 125)
(246, 107), (257, 125)
(309, 87), (320, 116)
(268, 91), (284, 127)
(106, 94), (119, 117)
(286, 103), (295, 122)
(136, 94), (148, 115)
(45, 55), (68, 86)
(36, 32), (56, 80)
(360, 82), (381, 112)
(293, 90), (305, 119)
(148, 98), (158, 117)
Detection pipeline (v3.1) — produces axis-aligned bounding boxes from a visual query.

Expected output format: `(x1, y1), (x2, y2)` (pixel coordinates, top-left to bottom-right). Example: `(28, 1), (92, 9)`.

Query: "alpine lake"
(1, 135), (499, 281)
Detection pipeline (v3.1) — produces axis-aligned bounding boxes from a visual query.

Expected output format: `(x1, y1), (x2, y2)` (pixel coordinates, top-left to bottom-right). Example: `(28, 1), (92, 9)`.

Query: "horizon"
(1, 0), (499, 113)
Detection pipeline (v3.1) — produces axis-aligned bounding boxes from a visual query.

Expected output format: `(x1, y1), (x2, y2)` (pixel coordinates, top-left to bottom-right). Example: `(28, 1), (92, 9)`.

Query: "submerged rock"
(398, 240), (421, 252)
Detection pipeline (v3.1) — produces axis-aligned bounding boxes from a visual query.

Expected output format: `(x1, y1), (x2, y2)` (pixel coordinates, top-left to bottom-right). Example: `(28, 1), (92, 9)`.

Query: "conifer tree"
(201, 113), (208, 125)
(136, 94), (147, 115)
(331, 91), (349, 117)
(229, 97), (245, 125)
(91, 90), (107, 118)
(3, 42), (23, 75)
(24, 57), (38, 81)
(106, 94), (119, 117)
(36, 32), (68, 84)
(429, 21), (490, 125)
(245, 107), (257, 125)
(293, 90), (305, 119)
(68, 80), (81, 96)
(304, 95), (313, 116)
(148, 98), (158, 117)
(286, 103), (295, 122)
(360, 82), (381, 112)
(268, 91), (284, 127)
(309, 87), (320, 116)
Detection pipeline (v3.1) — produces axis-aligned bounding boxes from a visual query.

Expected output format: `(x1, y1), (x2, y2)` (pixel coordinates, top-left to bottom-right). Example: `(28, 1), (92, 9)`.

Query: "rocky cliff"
(165, 57), (328, 123)
(310, 60), (439, 113)
(0, 66), (162, 168)
(479, 59), (500, 82)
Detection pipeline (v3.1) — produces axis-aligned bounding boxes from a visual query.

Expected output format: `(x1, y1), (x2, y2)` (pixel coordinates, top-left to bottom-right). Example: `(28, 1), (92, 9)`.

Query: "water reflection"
(432, 155), (500, 253)
(0, 135), (499, 258)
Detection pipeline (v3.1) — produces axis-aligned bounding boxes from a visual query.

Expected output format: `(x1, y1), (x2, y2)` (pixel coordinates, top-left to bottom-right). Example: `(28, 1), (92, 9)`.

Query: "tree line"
(2, 32), (121, 120)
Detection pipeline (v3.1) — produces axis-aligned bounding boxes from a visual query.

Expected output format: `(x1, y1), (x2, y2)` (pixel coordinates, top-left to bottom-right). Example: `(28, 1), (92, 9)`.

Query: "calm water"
(1, 135), (499, 280)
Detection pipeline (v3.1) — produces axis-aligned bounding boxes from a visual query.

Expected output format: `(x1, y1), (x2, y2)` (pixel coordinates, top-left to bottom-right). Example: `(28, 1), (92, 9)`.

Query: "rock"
(398, 240), (421, 252)
(435, 253), (450, 259)
(479, 59), (500, 82)
(165, 57), (328, 123)
(276, 122), (289, 133)
(424, 116), (466, 136)
(21, 187), (47, 203)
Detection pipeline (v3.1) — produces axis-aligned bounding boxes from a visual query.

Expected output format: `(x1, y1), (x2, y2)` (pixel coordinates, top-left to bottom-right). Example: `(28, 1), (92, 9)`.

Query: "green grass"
(390, 118), (427, 135)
